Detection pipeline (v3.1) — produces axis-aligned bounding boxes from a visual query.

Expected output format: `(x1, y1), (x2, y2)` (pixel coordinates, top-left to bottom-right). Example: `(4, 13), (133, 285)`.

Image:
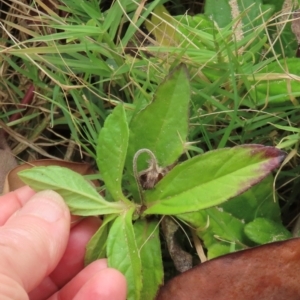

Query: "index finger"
(0, 186), (35, 225)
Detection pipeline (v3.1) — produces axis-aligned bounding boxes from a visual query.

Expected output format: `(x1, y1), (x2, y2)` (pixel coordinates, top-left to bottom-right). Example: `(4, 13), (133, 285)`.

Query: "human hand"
(0, 186), (127, 299)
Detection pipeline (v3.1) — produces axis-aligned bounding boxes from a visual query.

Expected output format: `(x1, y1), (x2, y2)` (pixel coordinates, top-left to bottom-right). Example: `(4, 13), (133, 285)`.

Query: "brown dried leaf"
(0, 130), (17, 194)
(161, 217), (193, 273)
(156, 238), (300, 300)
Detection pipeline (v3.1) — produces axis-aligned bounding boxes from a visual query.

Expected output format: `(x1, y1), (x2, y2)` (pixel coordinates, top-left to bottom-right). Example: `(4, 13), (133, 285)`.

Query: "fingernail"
(23, 190), (67, 223)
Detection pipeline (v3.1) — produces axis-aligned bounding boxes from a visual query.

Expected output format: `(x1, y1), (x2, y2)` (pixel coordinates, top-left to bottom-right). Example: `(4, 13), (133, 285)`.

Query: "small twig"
(64, 140), (75, 161)
(3, 84), (35, 139)
(191, 229), (207, 263)
(9, 84), (35, 123)
(0, 120), (59, 160)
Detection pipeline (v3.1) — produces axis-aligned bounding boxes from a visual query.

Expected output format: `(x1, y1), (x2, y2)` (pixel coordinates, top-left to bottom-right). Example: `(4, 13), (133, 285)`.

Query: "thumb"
(0, 190), (70, 299)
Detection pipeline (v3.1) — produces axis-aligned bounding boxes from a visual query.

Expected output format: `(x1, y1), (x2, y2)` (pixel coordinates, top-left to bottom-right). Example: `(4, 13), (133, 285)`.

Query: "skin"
(0, 186), (127, 300)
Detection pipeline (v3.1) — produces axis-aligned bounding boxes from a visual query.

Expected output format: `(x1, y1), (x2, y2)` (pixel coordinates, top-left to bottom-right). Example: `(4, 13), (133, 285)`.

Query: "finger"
(50, 217), (102, 286)
(28, 217), (101, 300)
(73, 268), (127, 300)
(0, 186), (35, 225)
(0, 190), (70, 296)
(0, 186), (82, 226)
(48, 260), (127, 300)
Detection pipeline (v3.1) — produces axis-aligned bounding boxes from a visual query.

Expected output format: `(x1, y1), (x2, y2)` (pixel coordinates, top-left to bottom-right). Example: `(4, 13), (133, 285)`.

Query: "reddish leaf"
(156, 238), (300, 299)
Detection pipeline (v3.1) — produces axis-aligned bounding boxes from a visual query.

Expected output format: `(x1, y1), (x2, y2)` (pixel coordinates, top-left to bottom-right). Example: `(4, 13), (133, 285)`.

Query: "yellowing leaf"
(145, 5), (178, 46)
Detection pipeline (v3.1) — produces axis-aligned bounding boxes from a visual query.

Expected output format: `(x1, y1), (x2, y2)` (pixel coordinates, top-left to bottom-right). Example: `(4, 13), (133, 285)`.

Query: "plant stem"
(133, 148), (158, 204)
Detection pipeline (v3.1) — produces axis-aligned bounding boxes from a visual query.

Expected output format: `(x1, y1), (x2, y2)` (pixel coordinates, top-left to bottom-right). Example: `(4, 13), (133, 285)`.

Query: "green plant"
(19, 65), (286, 300)
(1, 0), (300, 298)
(2, 0), (300, 156)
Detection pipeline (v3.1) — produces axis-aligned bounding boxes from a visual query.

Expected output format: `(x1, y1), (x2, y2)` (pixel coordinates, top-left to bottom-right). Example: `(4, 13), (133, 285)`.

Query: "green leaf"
(97, 104), (129, 202)
(204, 0), (273, 36)
(107, 208), (142, 300)
(172, 14), (215, 50)
(248, 58), (300, 105)
(207, 243), (235, 259)
(19, 166), (128, 216)
(144, 145), (286, 215)
(134, 219), (163, 299)
(85, 214), (117, 265)
(144, 5), (176, 47)
(177, 176), (283, 259)
(244, 218), (292, 244)
(221, 175), (281, 223)
(204, 0), (231, 28)
(126, 64), (190, 172)
(177, 208), (249, 259)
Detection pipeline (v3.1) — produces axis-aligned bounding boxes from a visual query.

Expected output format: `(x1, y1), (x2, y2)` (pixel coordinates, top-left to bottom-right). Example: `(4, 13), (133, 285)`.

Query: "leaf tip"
(248, 145), (286, 161)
